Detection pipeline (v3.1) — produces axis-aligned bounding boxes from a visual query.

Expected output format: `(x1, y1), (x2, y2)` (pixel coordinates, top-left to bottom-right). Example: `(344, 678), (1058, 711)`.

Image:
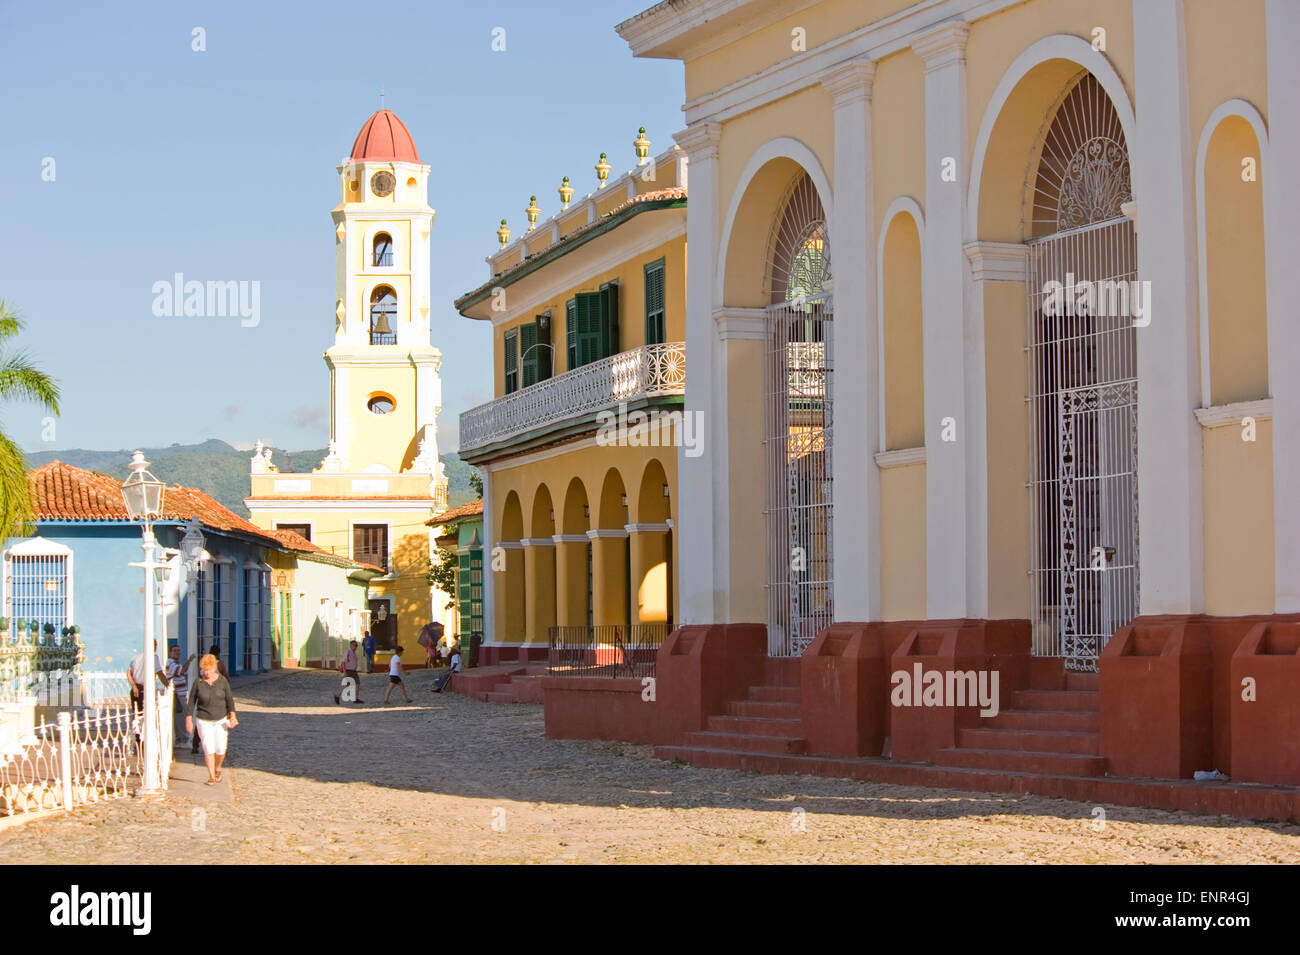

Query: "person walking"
(335, 639), (363, 704)
(126, 648), (167, 716)
(383, 646), (413, 704)
(193, 645), (228, 754)
(185, 653), (237, 786)
(362, 631), (376, 673)
(165, 645), (196, 746)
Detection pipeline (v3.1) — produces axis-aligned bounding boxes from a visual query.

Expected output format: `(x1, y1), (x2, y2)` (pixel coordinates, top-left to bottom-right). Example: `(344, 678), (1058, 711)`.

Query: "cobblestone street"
(3, 669), (1299, 864)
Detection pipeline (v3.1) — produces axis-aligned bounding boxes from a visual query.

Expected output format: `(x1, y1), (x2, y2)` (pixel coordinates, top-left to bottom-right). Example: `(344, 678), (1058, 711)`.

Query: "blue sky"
(0, 0), (683, 454)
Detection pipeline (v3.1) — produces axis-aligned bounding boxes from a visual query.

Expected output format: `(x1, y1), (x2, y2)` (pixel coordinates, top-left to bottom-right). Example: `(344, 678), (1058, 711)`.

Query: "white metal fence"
(0, 685), (173, 818)
(1026, 216), (1139, 670)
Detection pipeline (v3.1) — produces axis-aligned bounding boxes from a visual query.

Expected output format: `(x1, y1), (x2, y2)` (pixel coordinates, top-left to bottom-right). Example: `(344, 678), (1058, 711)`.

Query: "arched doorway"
(1025, 72), (1138, 670)
(764, 172), (833, 656)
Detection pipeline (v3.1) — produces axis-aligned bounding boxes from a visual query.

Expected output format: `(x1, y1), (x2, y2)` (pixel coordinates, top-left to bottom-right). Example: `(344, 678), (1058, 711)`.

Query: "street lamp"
(121, 451), (166, 794)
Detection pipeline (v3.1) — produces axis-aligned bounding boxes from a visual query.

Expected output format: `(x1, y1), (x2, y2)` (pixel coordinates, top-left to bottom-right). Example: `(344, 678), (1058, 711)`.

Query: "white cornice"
(479, 434), (600, 472)
(874, 446), (927, 469)
(678, 0), (1020, 126)
(551, 534), (589, 544)
(587, 528), (629, 540)
(245, 499), (439, 511)
(520, 537), (555, 547)
(821, 57), (876, 105)
(617, 0), (823, 63)
(713, 306), (767, 341)
(964, 241), (1028, 282)
(1194, 399), (1273, 429)
(673, 123), (722, 162)
(625, 522), (671, 534)
(496, 540), (524, 550)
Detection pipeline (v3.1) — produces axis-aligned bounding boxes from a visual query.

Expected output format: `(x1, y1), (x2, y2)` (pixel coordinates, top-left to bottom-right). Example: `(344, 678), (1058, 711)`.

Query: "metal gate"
(765, 293), (833, 656)
(1027, 216), (1139, 670)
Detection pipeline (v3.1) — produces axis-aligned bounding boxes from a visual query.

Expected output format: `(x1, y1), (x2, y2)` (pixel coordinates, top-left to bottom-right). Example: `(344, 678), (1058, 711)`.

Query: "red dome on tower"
(349, 109), (420, 163)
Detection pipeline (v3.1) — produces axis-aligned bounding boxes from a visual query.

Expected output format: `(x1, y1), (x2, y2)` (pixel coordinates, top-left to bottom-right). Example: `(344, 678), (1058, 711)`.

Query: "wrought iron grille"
(1027, 217), (1139, 671)
(547, 624), (667, 679)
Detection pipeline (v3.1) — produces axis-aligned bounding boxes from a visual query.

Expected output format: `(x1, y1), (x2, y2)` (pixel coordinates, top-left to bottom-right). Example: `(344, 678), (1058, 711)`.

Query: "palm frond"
(0, 351), (61, 413)
(0, 430), (34, 541)
(0, 302), (23, 343)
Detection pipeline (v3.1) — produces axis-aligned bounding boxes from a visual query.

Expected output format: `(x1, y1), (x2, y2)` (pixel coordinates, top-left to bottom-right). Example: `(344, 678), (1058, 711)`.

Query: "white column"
(1132, 0), (1204, 615)
(480, 470), (496, 643)
(1265, 0), (1300, 612)
(673, 123), (724, 624)
(913, 21), (976, 620)
(822, 59), (879, 622)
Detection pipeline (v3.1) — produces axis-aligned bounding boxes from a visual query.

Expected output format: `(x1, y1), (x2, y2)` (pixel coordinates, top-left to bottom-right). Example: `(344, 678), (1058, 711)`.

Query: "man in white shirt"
(126, 649), (167, 715)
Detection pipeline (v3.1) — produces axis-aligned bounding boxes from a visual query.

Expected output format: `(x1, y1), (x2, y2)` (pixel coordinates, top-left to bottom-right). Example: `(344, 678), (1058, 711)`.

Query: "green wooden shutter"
(644, 259), (665, 345)
(520, 322), (538, 388)
(575, 292), (601, 367)
(503, 328), (518, 394)
(599, 281), (619, 358)
(536, 313), (553, 381)
(457, 553), (471, 626)
(566, 299), (577, 371)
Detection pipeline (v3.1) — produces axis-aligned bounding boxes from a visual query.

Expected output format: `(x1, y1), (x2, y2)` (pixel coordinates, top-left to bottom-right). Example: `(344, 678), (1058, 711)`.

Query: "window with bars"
(4, 550), (70, 634)
(644, 258), (666, 345)
(373, 232), (393, 267)
(353, 524), (389, 572)
(275, 523), (311, 542)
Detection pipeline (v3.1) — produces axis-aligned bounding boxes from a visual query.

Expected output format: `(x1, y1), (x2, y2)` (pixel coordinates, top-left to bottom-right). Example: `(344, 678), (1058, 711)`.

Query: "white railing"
(459, 342), (685, 453)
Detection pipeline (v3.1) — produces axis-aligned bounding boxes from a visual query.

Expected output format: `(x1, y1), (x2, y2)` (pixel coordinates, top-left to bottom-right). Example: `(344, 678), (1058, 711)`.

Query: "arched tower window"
(373, 232), (393, 267)
(370, 285), (397, 344)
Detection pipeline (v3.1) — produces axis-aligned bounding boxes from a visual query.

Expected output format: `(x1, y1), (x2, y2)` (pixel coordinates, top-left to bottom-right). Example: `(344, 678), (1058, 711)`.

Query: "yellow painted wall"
(1185, 0), (1267, 144)
(882, 210), (924, 450)
(683, 0), (915, 102)
(491, 234), (686, 395)
(871, 51), (926, 229)
(880, 462), (926, 620)
(1205, 115), (1269, 405)
(1203, 423), (1274, 614)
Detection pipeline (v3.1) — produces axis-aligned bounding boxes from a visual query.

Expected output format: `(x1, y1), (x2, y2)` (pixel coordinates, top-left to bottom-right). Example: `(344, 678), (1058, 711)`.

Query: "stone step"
(957, 727), (1100, 756)
(706, 714), (804, 736)
(983, 708), (1100, 732)
(685, 731), (808, 755)
(1010, 689), (1100, 712)
(746, 685), (801, 704)
(934, 747), (1107, 777)
(483, 691), (515, 704)
(1064, 671), (1099, 691)
(725, 700), (801, 720)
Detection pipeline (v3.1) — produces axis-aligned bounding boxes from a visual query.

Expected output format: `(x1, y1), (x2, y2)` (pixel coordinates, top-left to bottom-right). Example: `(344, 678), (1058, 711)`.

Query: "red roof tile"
(29, 461), (281, 548)
(427, 499), (484, 526)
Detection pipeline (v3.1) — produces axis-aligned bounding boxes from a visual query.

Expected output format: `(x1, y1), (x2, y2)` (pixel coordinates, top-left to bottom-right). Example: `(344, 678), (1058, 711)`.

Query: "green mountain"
(23, 439), (479, 518)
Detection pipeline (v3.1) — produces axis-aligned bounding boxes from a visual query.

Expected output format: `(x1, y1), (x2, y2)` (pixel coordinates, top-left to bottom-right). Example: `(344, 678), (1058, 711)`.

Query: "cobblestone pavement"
(3, 668), (1299, 864)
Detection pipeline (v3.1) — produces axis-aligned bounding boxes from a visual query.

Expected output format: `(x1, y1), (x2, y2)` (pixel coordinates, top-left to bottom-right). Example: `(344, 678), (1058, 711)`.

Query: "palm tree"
(0, 301), (60, 542)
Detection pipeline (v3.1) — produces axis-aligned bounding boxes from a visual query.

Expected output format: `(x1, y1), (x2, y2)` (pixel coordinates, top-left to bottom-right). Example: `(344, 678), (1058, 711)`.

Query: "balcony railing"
(459, 341), (685, 454)
(548, 624), (668, 680)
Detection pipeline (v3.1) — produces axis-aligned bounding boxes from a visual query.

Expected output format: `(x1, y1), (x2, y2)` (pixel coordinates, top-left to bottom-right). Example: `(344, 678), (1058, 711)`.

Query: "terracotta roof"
(427, 499), (484, 526)
(262, 527), (386, 574)
(28, 461), (281, 548)
(349, 109), (420, 162)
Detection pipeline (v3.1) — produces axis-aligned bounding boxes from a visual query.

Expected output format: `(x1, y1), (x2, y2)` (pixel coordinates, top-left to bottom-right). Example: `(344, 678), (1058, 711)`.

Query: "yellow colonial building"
(455, 137), (687, 665)
(247, 109), (451, 667)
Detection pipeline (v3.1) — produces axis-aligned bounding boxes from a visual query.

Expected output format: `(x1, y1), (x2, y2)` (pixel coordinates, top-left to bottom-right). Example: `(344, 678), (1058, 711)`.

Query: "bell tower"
(325, 109), (442, 476)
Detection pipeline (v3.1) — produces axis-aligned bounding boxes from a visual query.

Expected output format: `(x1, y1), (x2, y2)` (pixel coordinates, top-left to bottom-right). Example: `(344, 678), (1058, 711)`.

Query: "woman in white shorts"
(185, 653), (238, 785)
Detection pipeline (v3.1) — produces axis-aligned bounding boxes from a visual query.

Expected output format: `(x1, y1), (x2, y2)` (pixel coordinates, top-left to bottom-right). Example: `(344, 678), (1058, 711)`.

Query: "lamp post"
(121, 450), (166, 794)
(180, 518), (206, 669)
